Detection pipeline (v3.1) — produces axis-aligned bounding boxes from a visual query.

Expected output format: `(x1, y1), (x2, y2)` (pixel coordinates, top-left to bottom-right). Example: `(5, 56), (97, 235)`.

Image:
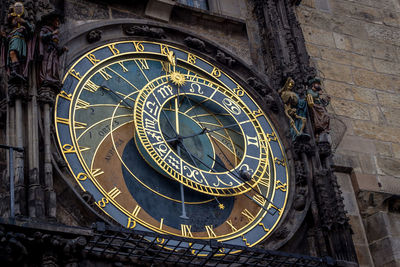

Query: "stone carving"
(183, 36), (206, 52)
(294, 188), (306, 211)
(278, 77), (308, 141)
(0, 226), (87, 266)
(8, 82), (28, 101)
(252, 0), (316, 89)
(264, 94), (279, 113)
(2, 2), (34, 82)
(124, 25), (165, 39)
(215, 50), (235, 67)
(86, 29), (102, 43)
(295, 162), (307, 186)
(274, 227), (289, 240)
(314, 169), (348, 229)
(306, 78), (331, 140)
(38, 12), (67, 90)
(81, 191), (95, 206)
(246, 77), (272, 97)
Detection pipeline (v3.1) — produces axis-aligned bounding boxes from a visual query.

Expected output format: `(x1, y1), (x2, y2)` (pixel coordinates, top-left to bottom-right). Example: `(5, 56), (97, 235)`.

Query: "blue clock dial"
(54, 40), (290, 254)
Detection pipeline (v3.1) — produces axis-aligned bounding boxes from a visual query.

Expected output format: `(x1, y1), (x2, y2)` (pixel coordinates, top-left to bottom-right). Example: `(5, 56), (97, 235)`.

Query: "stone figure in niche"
(2, 2), (34, 82)
(306, 78), (331, 140)
(278, 77), (309, 141)
(38, 12), (67, 89)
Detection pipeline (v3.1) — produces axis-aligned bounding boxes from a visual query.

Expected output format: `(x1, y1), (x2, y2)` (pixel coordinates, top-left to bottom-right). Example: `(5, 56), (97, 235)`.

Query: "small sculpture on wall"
(38, 12), (67, 90)
(3, 2), (34, 82)
(278, 77), (308, 141)
(306, 77), (331, 140)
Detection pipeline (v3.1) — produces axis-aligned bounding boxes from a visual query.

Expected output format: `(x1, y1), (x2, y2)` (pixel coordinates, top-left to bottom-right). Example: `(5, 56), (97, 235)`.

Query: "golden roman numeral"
(59, 90), (72, 101)
(98, 69), (112, 80)
(259, 177), (270, 188)
(132, 205), (141, 217)
(76, 99), (90, 109)
(83, 80), (100, 93)
(74, 121), (87, 130)
(86, 53), (100, 65)
(118, 62), (128, 72)
(253, 194), (267, 206)
(56, 117), (70, 125)
(78, 146), (90, 152)
(241, 209), (255, 222)
(92, 168), (104, 178)
(181, 224), (193, 237)
(159, 218), (164, 230)
(108, 187), (121, 200)
(108, 44), (120, 55)
(205, 225), (217, 238)
(137, 59), (149, 70)
(226, 220), (238, 232)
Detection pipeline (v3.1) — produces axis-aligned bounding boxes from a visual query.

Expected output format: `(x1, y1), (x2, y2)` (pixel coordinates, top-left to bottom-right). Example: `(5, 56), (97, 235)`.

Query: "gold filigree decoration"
(170, 71), (186, 87)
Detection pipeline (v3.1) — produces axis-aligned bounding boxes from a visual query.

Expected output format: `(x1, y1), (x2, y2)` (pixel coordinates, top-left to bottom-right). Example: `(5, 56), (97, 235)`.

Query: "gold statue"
(279, 78), (308, 139)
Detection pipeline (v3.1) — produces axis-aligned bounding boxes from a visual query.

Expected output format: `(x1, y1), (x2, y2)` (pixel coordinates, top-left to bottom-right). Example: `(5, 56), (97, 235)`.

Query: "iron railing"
(86, 222), (335, 266)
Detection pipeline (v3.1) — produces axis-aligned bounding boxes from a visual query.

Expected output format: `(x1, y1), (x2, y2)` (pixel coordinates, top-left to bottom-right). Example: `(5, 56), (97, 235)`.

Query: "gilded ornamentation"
(278, 77), (308, 140)
(170, 71), (186, 86)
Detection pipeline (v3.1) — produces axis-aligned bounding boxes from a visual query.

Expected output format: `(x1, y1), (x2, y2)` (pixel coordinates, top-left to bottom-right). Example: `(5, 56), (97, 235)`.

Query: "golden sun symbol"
(219, 203), (225, 210)
(170, 71), (186, 86)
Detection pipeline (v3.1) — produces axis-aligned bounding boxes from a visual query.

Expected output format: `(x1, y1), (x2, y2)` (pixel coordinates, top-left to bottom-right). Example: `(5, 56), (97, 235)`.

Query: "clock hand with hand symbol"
(55, 40), (289, 252)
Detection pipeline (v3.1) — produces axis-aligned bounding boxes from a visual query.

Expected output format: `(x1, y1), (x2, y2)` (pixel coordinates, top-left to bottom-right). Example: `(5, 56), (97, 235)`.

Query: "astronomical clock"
(54, 39), (291, 253)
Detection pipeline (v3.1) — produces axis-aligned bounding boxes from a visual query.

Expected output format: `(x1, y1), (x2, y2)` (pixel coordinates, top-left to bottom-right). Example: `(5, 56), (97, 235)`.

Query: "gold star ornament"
(170, 71), (186, 87)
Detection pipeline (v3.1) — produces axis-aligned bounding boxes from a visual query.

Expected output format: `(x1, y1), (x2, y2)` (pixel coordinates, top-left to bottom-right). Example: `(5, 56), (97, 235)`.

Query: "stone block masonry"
(297, 0), (400, 266)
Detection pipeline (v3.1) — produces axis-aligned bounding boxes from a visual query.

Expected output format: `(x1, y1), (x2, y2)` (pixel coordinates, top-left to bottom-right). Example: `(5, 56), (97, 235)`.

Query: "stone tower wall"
(297, 0), (400, 266)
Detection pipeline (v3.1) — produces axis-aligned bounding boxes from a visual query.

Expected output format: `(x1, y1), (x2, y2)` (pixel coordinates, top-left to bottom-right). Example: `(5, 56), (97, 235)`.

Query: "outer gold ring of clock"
(55, 41), (289, 243)
(62, 40), (289, 181)
(134, 75), (269, 196)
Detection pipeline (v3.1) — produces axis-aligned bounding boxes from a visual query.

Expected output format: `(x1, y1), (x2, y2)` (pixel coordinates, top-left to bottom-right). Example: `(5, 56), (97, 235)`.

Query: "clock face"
(55, 40), (289, 252)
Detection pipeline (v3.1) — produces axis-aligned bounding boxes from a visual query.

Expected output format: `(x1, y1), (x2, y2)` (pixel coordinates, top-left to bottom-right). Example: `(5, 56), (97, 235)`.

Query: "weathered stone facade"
(297, 0), (400, 266)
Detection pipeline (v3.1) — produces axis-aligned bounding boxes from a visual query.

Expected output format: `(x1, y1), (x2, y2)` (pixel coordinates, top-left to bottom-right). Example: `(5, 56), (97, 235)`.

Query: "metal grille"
(85, 223), (335, 266)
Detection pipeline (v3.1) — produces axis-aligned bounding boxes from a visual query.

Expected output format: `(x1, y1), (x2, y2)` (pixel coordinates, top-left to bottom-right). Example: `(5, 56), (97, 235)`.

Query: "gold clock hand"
(174, 83), (189, 219)
(177, 142), (274, 213)
(165, 123), (239, 143)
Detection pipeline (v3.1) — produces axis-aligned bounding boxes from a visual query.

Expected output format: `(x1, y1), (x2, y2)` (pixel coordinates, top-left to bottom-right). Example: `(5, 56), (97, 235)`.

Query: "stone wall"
(296, 0), (400, 266)
(63, 0), (251, 65)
